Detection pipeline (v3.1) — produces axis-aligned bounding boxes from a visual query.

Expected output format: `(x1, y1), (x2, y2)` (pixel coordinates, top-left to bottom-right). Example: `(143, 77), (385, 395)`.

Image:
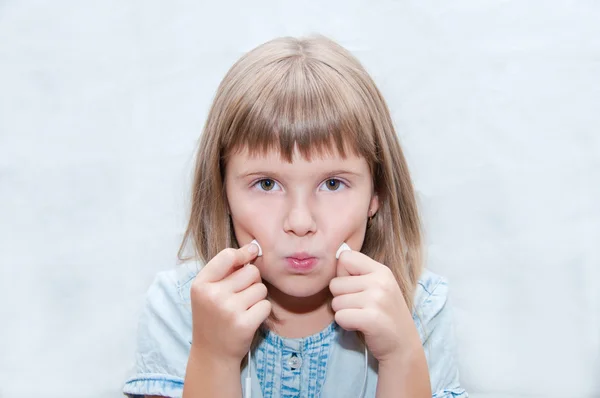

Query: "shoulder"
(138, 261), (199, 338)
(138, 261), (200, 346)
(411, 269), (451, 343)
(413, 268), (449, 312)
(411, 270), (468, 396)
(123, 262), (200, 396)
(147, 260), (199, 312)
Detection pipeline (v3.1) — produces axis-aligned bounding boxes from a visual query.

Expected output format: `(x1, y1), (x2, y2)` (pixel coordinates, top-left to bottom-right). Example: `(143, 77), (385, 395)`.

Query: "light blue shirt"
(123, 261), (468, 397)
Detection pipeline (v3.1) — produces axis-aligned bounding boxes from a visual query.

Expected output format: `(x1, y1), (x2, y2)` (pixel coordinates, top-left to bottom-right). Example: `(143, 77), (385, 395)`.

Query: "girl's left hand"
(329, 249), (422, 364)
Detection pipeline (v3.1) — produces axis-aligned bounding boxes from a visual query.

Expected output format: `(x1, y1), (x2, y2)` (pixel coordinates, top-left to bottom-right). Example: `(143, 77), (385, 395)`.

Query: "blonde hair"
(178, 34), (424, 312)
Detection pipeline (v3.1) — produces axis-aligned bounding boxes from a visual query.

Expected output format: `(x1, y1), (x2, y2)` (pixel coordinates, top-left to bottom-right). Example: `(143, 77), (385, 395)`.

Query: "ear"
(368, 193), (380, 216)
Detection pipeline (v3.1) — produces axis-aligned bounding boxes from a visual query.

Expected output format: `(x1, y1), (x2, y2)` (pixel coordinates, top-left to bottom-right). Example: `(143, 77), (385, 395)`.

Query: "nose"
(283, 197), (316, 237)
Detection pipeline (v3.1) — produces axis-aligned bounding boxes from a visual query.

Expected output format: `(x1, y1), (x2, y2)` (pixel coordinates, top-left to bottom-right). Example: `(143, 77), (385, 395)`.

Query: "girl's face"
(224, 144), (379, 299)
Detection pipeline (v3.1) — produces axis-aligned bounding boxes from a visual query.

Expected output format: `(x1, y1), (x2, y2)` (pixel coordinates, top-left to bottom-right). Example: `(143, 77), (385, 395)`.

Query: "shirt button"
(288, 354), (302, 369)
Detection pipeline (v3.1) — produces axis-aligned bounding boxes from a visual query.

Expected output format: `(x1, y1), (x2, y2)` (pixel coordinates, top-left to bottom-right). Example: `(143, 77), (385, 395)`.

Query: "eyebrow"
(236, 169), (364, 181)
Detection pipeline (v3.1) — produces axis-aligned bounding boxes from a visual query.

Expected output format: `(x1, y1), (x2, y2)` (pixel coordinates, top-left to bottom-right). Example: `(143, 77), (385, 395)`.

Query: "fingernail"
(249, 239), (262, 256)
(336, 242), (351, 259)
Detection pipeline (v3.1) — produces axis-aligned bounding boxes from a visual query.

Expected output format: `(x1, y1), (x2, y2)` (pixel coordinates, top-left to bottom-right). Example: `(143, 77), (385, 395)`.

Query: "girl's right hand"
(190, 243), (271, 364)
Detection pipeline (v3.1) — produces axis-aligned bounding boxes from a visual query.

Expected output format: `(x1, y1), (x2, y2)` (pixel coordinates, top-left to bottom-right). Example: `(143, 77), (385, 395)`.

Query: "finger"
(334, 308), (373, 332)
(234, 282), (268, 310)
(240, 299), (272, 332)
(329, 275), (368, 296)
(331, 291), (367, 312)
(336, 250), (380, 277)
(222, 263), (262, 293)
(200, 243), (260, 283)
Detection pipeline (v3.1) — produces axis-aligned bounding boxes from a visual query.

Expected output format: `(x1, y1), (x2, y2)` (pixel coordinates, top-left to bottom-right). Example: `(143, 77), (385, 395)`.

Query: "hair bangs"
(221, 57), (378, 167)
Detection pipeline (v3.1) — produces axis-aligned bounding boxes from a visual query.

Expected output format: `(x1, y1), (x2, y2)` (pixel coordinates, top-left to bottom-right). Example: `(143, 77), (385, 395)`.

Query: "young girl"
(123, 35), (467, 398)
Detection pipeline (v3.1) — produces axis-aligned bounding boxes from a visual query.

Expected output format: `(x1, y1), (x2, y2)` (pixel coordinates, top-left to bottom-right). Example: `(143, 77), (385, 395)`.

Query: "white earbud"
(336, 242), (351, 259)
(250, 239), (262, 256)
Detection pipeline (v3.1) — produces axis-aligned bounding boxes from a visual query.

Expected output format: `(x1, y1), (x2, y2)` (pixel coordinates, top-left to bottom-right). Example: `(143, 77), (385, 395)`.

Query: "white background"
(1, 1), (599, 397)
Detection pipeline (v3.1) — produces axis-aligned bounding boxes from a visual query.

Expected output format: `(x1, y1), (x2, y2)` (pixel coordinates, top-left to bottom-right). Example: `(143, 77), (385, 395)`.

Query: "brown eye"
(325, 179), (341, 191)
(259, 179), (275, 191)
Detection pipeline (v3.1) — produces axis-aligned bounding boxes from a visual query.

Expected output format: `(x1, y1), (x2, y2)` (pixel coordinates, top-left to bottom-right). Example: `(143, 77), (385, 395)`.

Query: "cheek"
(228, 195), (280, 248)
(322, 200), (369, 249)
(329, 211), (367, 237)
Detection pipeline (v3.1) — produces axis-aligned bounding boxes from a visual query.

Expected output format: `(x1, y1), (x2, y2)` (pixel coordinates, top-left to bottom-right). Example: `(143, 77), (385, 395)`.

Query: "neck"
(264, 283), (335, 339)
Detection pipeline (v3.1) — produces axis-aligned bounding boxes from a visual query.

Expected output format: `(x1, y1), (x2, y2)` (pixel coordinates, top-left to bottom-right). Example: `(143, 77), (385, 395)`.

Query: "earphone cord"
(245, 349), (253, 398)
(359, 343), (368, 398)
(244, 343), (368, 398)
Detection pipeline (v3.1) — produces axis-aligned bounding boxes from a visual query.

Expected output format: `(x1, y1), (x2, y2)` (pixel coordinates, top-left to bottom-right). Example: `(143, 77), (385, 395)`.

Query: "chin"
(268, 276), (331, 298)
